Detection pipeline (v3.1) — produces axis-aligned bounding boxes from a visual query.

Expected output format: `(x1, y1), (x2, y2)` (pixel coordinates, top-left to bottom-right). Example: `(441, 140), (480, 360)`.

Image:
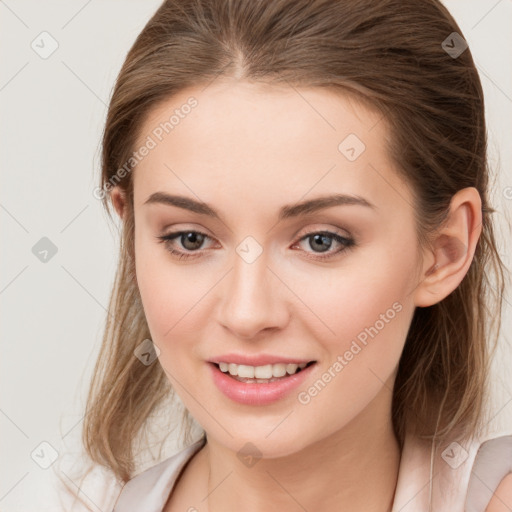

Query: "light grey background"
(1, 1), (511, 510)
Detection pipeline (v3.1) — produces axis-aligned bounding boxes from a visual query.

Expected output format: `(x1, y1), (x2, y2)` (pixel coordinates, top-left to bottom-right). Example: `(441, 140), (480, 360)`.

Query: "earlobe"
(413, 187), (482, 308)
(110, 186), (126, 220)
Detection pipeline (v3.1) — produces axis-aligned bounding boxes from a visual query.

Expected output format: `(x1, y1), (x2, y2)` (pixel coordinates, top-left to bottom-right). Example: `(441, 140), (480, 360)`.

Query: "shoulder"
(466, 432), (512, 512)
(485, 473), (512, 512)
(112, 438), (205, 511)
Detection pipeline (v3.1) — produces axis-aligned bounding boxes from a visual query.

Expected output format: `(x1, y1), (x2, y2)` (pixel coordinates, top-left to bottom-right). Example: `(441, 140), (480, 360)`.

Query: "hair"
(58, 0), (509, 508)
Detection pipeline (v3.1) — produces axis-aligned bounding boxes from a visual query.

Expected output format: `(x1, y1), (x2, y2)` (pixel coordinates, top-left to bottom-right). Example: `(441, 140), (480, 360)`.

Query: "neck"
(200, 385), (401, 512)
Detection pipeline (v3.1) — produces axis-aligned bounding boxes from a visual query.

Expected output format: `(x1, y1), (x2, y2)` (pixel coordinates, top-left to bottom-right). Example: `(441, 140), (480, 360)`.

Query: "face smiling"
(126, 78), (426, 458)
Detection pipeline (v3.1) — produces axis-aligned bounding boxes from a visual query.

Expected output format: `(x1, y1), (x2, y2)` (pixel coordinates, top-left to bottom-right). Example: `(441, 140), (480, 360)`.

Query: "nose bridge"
(218, 238), (287, 338)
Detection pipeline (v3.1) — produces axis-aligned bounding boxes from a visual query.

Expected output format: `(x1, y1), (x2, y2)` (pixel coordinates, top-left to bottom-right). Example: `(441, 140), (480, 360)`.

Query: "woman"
(63, 0), (512, 510)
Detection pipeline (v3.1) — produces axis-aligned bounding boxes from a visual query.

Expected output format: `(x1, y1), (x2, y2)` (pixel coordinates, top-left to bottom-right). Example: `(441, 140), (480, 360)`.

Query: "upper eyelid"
(160, 221), (352, 237)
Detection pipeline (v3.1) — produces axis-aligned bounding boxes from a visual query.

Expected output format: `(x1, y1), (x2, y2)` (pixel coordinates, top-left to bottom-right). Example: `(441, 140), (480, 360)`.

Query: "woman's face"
(130, 79), (426, 457)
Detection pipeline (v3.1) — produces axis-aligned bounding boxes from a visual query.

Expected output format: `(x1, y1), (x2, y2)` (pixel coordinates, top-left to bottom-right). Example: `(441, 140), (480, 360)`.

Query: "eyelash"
(156, 229), (356, 262)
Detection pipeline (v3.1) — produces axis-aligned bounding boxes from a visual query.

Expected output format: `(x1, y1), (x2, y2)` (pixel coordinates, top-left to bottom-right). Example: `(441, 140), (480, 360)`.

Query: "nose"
(216, 251), (289, 340)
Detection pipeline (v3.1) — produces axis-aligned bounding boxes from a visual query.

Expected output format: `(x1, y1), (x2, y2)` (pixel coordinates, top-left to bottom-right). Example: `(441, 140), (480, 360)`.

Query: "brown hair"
(59, 0), (508, 507)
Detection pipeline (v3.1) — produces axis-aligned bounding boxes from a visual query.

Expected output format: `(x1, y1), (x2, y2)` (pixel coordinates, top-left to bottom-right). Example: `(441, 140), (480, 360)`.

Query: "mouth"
(210, 360), (317, 384)
(208, 359), (318, 405)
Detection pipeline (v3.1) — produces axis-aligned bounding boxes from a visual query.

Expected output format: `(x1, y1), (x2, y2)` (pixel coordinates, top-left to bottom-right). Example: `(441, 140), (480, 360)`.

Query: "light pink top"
(112, 431), (512, 511)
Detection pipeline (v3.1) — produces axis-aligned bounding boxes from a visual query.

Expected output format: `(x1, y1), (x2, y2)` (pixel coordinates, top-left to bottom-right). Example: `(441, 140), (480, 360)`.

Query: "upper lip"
(208, 354), (316, 366)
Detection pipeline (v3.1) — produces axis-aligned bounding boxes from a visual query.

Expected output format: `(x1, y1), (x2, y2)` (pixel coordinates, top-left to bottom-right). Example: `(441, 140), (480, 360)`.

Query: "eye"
(156, 229), (356, 261)
(291, 230), (355, 261)
(156, 230), (213, 260)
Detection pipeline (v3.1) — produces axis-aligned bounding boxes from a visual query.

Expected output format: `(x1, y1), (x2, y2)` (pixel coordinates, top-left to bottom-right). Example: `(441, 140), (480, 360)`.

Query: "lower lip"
(208, 362), (316, 405)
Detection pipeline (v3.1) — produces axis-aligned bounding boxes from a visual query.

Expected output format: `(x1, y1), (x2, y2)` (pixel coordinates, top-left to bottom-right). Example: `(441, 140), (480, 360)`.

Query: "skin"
(111, 78), (483, 511)
(486, 474), (512, 511)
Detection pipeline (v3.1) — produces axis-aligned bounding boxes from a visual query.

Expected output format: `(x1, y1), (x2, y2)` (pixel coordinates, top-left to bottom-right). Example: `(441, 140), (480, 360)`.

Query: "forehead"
(135, 79), (382, 151)
(131, 79), (413, 216)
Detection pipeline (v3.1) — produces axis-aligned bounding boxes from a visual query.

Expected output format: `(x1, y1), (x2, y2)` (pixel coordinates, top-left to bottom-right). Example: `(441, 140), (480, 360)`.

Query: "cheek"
(287, 238), (418, 391)
(291, 250), (416, 437)
(134, 230), (199, 344)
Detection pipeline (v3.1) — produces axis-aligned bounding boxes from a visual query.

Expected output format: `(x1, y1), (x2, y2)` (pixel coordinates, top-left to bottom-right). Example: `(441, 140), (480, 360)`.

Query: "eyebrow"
(144, 192), (376, 221)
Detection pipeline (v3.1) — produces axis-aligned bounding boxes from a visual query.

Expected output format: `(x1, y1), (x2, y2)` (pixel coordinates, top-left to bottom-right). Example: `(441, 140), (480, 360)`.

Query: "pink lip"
(208, 361), (317, 405)
(208, 353), (315, 366)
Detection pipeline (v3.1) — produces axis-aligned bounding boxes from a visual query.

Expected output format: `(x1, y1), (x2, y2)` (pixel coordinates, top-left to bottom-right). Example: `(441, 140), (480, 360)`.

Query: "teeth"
(218, 361), (308, 378)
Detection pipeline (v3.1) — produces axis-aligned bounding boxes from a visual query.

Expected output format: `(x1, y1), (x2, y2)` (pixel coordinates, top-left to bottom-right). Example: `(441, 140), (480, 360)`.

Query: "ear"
(110, 186), (127, 220)
(413, 187), (482, 308)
